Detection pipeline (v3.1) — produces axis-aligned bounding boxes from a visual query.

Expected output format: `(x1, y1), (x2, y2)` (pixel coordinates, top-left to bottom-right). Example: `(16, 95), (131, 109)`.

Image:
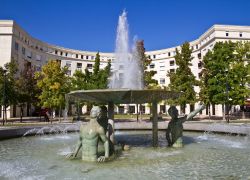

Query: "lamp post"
(2, 69), (7, 125)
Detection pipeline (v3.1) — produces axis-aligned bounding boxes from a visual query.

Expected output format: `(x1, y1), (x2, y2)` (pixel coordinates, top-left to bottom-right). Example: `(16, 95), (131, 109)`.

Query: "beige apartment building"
(0, 20), (250, 118)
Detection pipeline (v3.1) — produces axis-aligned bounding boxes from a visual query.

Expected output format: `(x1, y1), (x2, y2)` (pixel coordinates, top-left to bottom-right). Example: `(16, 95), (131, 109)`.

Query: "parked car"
(32, 107), (50, 116)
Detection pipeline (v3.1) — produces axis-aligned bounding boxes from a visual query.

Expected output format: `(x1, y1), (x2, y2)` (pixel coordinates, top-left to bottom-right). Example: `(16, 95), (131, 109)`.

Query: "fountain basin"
(0, 131), (249, 179)
(67, 88), (180, 147)
(67, 89), (179, 104)
(1, 122), (249, 140)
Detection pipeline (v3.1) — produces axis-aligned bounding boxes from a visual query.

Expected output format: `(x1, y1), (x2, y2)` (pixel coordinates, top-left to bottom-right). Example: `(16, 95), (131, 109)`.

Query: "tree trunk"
(136, 104), (139, 122)
(2, 105), (5, 126)
(242, 110), (246, 119)
(222, 104), (225, 120)
(20, 106), (23, 123)
(27, 103), (30, 116)
(77, 102), (80, 121)
(4, 105), (7, 125)
(140, 104), (142, 122)
(59, 106), (61, 123)
(152, 101), (158, 147)
(208, 104), (211, 120)
(181, 104), (186, 115)
(51, 108), (54, 124)
(226, 104), (230, 123)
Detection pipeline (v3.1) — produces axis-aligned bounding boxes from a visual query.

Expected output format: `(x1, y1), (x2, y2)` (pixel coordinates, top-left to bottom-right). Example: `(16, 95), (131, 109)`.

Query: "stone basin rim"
(66, 88), (180, 104)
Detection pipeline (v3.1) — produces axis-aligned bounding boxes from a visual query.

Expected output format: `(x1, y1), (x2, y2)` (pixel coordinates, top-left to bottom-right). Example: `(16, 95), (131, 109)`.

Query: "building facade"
(0, 20), (250, 118)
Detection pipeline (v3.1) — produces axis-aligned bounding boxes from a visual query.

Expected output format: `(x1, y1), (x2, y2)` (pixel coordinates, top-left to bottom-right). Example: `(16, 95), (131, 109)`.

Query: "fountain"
(0, 131), (250, 179)
(67, 10), (180, 147)
(109, 10), (143, 89)
(1, 10), (250, 179)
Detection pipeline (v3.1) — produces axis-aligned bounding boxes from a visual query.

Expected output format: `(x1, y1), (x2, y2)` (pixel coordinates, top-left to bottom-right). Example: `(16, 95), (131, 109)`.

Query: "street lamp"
(2, 69), (7, 125)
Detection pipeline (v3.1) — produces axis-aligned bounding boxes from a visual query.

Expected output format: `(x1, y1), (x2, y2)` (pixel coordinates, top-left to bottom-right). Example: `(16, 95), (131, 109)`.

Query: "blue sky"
(1, 0), (250, 52)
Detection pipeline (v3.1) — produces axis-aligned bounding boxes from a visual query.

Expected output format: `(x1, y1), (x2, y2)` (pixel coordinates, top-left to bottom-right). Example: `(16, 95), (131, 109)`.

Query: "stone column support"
(152, 101), (158, 147)
(108, 102), (114, 120)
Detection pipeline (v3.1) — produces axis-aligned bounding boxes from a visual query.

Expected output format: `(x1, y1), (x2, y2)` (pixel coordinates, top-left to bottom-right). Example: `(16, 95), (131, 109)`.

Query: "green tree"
(16, 64), (39, 121)
(136, 40), (158, 89)
(96, 60), (111, 89)
(167, 42), (198, 113)
(83, 68), (93, 89)
(199, 41), (250, 121)
(199, 50), (211, 105)
(200, 42), (235, 105)
(91, 52), (111, 89)
(230, 42), (250, 105)
(71, 70), (88, 90)
(0, 61), (18, 125)
(35, 60), (71, 118)
(93, 52), (100, 75)
(72, 52), (111, 90)
(70, 54), (111, 116)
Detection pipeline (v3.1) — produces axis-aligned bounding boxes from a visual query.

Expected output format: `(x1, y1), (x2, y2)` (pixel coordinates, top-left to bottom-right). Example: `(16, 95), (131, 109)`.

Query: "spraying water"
(108, 10), (144, 89)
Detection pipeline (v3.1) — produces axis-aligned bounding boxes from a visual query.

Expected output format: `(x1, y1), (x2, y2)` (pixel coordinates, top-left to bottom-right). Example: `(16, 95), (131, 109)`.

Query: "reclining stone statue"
(166, 103), (206, 148)
(67, 106), (110, 162)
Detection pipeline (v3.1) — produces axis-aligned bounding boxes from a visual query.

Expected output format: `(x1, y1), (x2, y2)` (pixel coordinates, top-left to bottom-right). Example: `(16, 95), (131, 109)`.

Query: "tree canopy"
(200, 41), (250, 107)
(0, 61), (18, 107)
(71, 52), (111, 90)
(35, 60), (71, 110)
(136, 40), (158, 89)
(16, 63), (39, 108)
(167, 42), (198, 112)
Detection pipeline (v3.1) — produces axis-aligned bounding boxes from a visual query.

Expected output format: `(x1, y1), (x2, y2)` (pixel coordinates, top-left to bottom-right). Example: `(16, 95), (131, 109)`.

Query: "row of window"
(23, 60), (42, 72)
(149, 60), (175, 69)
(149, 57), (204, 70)
(150, 51), (176, 59)
(164, 69), (203, 82)
(149, 41), (209, 59)
(15, 42), (42, 61)
(159, 70), (203, 85)
(66, 62), (93, 68)
(16, 41), (204, 79)
(200, 31), (243, 47)
(66, 67), (93, 76)
(118, 105), (179, 114)
(54, 50), (114, 62)
(150, 61), (203, 69)
(54, 50), (96, 60)
(151, 31), (244, 59)
(16, 32), (108, 61)
(15, 41), (100, 63)
(149, 44), (204, 59)
(198, 31), (243, 49)
(153, 63), (203, 71)
(226, 32), (243, 37)
(17, 32), (49, 53)
(118, 105), (146, 114)
(16, 28), (245, 63)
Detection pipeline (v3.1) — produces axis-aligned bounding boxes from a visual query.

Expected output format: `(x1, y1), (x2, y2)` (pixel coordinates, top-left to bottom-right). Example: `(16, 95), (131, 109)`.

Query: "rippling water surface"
(0, 131), (249, 180)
